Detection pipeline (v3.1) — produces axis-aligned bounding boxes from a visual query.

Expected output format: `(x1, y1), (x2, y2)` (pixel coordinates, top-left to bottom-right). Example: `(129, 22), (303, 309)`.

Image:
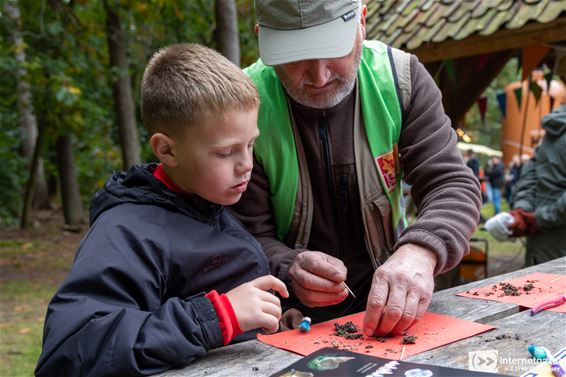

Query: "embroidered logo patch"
(203, 254), (230, 273)
(375, 145), (398, 192)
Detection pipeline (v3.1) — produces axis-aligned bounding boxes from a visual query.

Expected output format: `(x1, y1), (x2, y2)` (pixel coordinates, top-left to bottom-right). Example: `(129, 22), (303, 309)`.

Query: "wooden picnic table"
(158, 257), (566, 377)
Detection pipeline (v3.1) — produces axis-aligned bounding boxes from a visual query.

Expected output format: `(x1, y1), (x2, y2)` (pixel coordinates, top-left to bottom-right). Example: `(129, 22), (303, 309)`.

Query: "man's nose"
(307, 60), (332, 88)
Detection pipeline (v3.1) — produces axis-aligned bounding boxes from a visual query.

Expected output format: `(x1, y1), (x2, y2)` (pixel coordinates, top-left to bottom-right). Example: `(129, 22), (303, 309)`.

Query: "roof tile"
(505, 0), (549, 29)
(366, 0), (566, 51)
(480, 9), (512, 35)
(472, 1), (490, 18)
(533, 0), (566, 23)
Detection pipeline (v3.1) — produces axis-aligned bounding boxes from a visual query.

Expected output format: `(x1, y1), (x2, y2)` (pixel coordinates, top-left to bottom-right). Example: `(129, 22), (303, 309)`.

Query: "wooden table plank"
(407, 309), (566, 376)
(158, 340), (300, 377)
(428, 256), (566, 323)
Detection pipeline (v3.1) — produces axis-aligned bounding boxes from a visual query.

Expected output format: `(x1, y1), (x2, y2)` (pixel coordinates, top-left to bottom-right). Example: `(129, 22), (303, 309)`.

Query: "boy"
(36, 44), (289, 376)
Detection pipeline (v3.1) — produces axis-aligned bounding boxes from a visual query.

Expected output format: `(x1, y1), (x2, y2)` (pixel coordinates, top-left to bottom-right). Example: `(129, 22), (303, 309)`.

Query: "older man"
(232, 0), (481, 336)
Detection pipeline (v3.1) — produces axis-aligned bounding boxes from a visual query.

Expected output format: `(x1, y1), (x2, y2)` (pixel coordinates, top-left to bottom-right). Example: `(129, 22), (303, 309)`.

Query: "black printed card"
(270, 347), (509, 377)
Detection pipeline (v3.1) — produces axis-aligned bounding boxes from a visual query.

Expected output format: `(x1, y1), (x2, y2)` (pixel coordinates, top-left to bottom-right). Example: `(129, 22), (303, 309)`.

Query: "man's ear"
(150, 133), (178, 167)
(360, 4), (367, 39)
(254, 23), (259, 35)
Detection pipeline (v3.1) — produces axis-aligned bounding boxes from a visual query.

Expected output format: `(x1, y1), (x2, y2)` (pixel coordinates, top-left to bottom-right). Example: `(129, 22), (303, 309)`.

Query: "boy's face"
(171, 108), (259, 206)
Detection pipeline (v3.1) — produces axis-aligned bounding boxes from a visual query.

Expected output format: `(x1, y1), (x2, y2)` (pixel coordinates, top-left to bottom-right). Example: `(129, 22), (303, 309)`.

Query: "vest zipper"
(319, 111), (345, 259)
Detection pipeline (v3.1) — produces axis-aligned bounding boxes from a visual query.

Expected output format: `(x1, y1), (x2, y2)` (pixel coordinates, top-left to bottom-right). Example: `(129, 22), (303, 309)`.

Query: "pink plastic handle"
(531, 295), (566, 316)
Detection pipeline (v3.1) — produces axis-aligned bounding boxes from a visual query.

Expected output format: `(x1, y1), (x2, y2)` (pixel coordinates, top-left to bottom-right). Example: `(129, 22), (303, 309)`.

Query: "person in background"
(505, 154), (521, 204)
(509, 102), (566, 266)
(232, 0), (481, 337)
(35, 44), (294, 377)
(465, 149), (480, 177)
(465, 149), (486, 223)
(485, 156), (505, 215)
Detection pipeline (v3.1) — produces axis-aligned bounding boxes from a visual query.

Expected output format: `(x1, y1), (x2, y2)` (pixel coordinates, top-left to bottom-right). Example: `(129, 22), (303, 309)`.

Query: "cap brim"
(258, 15), (358, 66)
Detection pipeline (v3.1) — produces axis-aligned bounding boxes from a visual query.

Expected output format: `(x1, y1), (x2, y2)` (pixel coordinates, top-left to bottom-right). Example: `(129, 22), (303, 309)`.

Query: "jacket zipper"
(319, 111), (345, 259)
(339, 176), (354, 239)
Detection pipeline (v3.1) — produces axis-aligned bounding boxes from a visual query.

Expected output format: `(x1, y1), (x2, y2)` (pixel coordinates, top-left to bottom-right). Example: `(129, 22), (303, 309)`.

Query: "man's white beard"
(275, 40), (362, 109)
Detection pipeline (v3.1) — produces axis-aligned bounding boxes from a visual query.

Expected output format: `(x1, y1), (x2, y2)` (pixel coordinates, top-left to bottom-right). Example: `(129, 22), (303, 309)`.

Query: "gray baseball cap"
(256, 0), (360, 66)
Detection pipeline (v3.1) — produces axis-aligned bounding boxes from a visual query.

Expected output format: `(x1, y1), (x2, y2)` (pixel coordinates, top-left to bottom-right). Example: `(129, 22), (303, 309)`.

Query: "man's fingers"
(295, 252), (347, 283)
(363, 273), (389, 336)
(390, 288), (420, 335)
(415, 291), (432, 322)
(291, 267), (346, 293)
(292, 280), (347, 307)
(375, 280), (407, 336)
(251, 275), (289, 298)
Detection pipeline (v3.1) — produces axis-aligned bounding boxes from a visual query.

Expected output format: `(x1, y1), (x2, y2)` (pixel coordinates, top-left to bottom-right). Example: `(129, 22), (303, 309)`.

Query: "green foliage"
(0, 20), (25, 228)
(0, 0), (259, 228)
(237, 0), (259, 67)
(0, 125), (26, 228)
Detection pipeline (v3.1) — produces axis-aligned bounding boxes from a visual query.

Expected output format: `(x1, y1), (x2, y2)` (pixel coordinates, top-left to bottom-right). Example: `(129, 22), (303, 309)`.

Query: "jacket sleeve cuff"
(205, 290), (242, 346)
(513, 199), (534, 212)
(394, 229), (449, 275)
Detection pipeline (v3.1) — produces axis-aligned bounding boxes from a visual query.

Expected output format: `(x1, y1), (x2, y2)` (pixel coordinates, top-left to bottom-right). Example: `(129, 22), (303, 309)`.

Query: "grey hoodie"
(513, 104), (566, 265)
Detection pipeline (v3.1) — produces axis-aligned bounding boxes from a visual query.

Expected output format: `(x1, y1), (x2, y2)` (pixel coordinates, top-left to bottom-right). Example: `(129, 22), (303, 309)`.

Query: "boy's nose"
(237, 150), (253, 175)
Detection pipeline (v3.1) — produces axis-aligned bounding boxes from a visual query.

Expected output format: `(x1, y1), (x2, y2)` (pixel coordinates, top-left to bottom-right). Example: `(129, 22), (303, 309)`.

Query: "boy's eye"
(216, 151), (232, 158)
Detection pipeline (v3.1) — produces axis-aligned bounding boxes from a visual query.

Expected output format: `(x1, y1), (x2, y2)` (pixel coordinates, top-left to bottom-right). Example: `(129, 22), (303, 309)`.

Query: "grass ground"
(0, 204), (525, 376)
(0, 211), (82, 377)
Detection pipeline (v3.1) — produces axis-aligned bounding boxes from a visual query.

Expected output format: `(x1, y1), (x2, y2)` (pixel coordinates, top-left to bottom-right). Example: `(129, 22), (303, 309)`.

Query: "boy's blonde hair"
(141, 43), (259, 137)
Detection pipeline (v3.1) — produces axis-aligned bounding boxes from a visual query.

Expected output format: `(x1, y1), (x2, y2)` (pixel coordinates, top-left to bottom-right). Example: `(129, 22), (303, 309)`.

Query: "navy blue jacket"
(35, 164), (270, 376)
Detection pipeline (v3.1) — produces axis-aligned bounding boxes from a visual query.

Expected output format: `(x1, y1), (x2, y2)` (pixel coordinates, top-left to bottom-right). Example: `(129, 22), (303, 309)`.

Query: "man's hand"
(226, 275), (289, 334)
(288, 251), (348, 307)
(363, 244), (436, 336)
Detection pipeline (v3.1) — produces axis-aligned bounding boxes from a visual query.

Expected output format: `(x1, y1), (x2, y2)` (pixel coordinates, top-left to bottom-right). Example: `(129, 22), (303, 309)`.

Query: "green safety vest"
(245, 40), (405, 243)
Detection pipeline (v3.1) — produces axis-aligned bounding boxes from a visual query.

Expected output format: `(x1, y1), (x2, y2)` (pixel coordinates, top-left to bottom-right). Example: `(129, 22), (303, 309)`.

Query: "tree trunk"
(56, 135), (84, 225)
(4, 0), (50, 209)
(103, 0), (141, 170)
(21, 122), (45, 229)
(215, 0), (240, 66)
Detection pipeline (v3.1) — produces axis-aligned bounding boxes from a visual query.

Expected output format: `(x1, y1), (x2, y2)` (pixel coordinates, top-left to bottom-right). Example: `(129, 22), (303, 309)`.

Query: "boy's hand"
(226, 275), (289, 334)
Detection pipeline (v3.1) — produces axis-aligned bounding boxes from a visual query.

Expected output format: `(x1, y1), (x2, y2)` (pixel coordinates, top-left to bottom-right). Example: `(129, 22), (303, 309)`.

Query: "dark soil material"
(402, 335), (417, 344)
(333, 321), (363, 340)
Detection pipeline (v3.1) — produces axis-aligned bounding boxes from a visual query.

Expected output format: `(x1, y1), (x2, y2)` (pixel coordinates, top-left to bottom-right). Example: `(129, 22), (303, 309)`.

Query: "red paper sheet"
(257, 311), (494, 360)
(456, 272), (566, 313)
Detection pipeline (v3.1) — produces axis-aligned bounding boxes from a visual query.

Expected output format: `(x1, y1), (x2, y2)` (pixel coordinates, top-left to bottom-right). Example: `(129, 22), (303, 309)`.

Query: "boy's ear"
(150, 133), (178, 167)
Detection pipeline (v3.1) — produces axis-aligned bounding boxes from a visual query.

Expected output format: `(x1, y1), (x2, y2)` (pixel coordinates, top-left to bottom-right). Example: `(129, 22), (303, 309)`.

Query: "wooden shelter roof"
(366, 0), (566, 62)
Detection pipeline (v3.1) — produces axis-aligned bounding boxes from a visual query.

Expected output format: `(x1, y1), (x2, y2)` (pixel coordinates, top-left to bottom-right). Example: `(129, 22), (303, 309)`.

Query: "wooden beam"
(412, 17), (566, 63)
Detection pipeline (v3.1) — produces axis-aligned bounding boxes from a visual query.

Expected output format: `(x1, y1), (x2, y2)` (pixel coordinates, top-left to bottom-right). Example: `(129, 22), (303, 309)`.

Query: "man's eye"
(216, 151), (232, 158)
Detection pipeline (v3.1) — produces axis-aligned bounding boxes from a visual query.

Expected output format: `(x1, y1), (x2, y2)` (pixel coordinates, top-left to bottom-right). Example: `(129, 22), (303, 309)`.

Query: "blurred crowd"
(464, 150), (531, 218)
